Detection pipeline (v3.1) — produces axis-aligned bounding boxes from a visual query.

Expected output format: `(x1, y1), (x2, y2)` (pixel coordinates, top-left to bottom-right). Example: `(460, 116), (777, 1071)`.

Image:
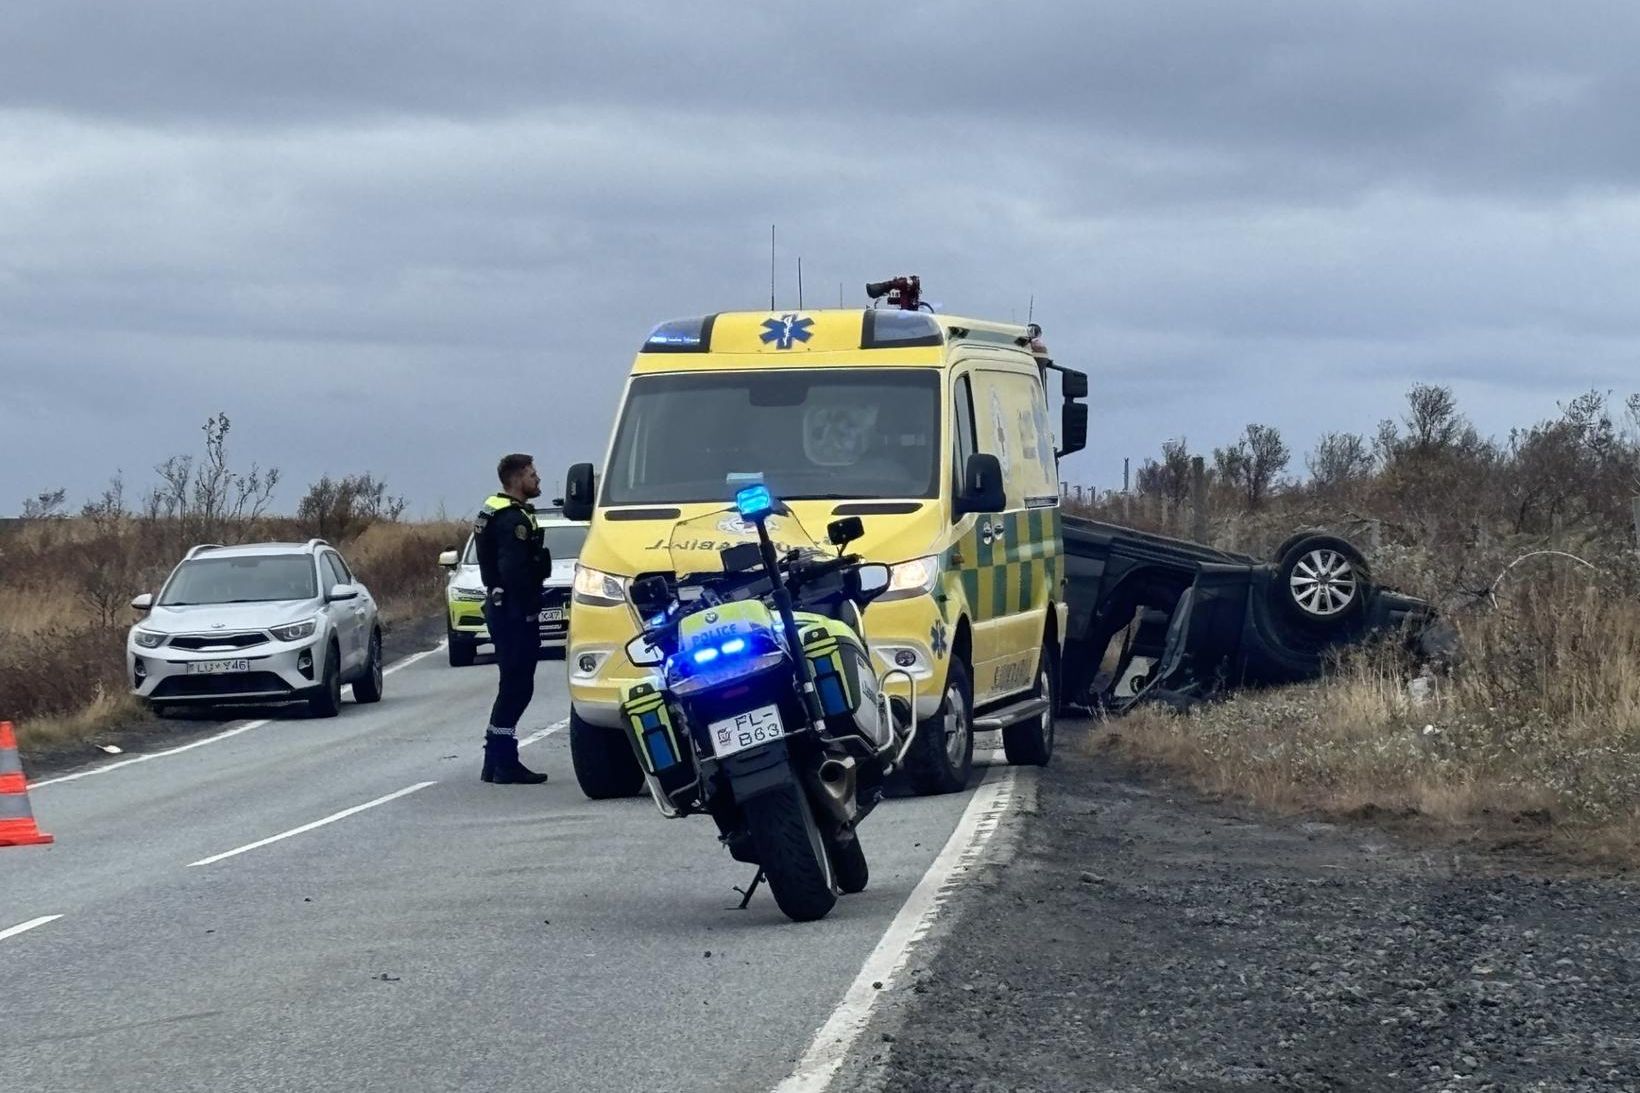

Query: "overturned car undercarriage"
(1059, 517), (1433, 713)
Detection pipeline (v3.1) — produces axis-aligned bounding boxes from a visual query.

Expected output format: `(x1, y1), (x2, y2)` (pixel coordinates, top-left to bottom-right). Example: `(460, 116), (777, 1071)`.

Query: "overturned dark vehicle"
(1059, 518), (1432, 712)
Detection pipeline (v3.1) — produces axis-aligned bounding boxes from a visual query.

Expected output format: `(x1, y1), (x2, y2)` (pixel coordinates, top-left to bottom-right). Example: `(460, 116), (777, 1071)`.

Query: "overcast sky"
(3, 1), (1638, 517)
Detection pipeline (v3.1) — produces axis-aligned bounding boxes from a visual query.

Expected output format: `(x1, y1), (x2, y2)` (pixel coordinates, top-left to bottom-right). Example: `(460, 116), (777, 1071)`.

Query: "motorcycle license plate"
(538, 608), (564, 622)
(186, 659), (249, 675)
(708, 704), (785, 759)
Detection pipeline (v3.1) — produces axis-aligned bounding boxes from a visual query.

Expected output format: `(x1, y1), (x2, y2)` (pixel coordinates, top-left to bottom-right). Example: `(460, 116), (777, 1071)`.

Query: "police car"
(437, 508), (588, 667)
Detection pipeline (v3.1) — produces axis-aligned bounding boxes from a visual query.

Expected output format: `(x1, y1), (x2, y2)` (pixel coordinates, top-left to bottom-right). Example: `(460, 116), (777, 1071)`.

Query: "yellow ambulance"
(560, 286), (1088, 799)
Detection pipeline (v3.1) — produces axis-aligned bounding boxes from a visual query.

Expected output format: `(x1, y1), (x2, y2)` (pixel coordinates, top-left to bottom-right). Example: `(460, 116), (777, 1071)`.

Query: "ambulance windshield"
(602, 369), (941, 505)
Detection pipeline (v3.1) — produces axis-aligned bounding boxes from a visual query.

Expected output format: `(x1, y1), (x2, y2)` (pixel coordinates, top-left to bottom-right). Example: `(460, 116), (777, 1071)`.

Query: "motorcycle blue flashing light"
(692, 647), (720, 665)
(736, 484), (774, 519)
(721, 638), (747, 655)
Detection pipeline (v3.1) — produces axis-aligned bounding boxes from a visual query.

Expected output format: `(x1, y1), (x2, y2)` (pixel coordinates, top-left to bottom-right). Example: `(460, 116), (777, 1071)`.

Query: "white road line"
(33, 641), (448, 789)
(0, 915), (63, 942)
(517, 718), (569, 748)
(773, 752), (1021, 1093)
(186, 781), (437, 867)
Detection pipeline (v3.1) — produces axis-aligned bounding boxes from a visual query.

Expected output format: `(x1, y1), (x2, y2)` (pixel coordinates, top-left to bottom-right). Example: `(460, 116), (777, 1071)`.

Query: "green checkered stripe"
(946, 507), (1061, 623)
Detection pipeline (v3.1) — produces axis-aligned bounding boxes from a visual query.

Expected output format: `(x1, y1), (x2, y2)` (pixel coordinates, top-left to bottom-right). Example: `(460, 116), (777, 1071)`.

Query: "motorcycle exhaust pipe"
(814, 756), (858, 826)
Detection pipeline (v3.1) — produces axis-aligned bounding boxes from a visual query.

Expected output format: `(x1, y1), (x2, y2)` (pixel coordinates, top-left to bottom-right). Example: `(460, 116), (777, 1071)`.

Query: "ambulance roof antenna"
(769, 225), (776, 310)
(1027, 294), (1035, 326)
(797, 256), (804, 310)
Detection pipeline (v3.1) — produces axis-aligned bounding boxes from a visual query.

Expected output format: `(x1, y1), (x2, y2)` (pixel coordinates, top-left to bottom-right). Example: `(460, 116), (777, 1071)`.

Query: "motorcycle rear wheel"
(746, 785), (838, 922)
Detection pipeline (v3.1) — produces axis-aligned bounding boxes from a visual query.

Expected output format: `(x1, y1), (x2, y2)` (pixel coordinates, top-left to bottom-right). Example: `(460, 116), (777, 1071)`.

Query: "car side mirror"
(827, 517), (865, 550)
(131, 592), (154, 611)
(1058, 402), (1089, 458)
(847, 563), (892, 606)
(563, 463), (596, 522)
(625, 634), (666, 668)
(437, 549), (459, 568)
(327, 584), (361, 603)
(955, 453), (1006, 516)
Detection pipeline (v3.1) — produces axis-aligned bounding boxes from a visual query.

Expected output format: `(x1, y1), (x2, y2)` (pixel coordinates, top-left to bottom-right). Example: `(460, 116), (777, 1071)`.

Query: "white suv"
(127, 539), (383, 717)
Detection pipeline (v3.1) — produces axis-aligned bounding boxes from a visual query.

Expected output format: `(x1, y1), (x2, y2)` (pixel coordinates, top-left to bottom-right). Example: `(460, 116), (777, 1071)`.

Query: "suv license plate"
(708, 704), (785, 759)
(186, 659), (249, 675)
(539, 608), (565, 623)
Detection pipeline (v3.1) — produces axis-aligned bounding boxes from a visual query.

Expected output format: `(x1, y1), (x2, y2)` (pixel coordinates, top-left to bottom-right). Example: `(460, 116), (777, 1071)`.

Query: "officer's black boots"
(481, 731), (548, 785)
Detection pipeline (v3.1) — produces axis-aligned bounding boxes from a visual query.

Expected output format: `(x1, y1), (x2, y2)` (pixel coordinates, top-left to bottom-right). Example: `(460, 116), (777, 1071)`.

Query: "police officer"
(474, 453), (552, 785)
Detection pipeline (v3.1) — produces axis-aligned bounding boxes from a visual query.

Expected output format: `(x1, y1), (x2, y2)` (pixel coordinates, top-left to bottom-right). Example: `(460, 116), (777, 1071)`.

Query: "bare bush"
(297, 474), (408, 543)
(1213, 423), (1290, 511)
(144, 413), (280, 554)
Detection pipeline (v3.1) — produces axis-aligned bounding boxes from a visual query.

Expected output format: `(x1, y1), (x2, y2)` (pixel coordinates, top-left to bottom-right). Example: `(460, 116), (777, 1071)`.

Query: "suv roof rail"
(305, 538), (331, 551)
(185, 543), (225, 559)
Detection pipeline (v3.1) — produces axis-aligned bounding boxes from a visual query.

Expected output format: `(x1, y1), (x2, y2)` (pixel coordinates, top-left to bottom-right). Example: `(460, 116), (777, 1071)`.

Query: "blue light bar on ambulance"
(640, 315), (716, 353)
(860, 309), (943, 349)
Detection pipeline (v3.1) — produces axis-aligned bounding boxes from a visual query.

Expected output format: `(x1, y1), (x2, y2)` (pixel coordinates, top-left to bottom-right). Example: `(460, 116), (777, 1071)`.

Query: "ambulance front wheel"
(570, 708), (646, 799)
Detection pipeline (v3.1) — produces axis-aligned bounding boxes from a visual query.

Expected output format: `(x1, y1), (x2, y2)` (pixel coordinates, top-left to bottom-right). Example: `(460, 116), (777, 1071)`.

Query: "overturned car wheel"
(1276, 534), (1369, 630)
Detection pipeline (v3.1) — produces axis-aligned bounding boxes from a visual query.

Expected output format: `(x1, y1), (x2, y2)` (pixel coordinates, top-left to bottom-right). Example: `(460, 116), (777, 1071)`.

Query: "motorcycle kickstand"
(734, 868), (766, 910)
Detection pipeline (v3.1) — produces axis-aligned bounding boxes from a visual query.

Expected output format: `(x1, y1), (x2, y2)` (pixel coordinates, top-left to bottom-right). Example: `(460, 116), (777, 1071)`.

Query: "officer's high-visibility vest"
(474, 494), (539, 592)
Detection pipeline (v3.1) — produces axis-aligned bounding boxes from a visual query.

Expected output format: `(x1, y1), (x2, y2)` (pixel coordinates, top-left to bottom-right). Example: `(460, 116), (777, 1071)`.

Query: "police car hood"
(580, 501), (945, 578)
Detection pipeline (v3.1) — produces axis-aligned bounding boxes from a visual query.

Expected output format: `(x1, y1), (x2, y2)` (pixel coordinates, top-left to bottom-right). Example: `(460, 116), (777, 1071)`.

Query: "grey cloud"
(3, 2), (1640, 516)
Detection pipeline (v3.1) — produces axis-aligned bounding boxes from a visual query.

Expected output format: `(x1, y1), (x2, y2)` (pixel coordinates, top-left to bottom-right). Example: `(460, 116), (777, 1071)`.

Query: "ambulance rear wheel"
(904, 659), (974, 795)
(570, 708), (645, 799)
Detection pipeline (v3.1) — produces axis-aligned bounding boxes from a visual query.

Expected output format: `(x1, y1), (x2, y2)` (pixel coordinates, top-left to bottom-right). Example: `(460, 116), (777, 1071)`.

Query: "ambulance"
(560, 276), (1089, 799)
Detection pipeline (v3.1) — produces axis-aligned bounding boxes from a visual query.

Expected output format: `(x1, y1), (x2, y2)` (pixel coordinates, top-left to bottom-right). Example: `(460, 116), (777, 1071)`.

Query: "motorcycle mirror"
(630, 575), (671, 616)
(625, 634), (666, 668)
(850, 563), (892, 604)
(720, 543), (762, 573)
(826, 517), (865, 550)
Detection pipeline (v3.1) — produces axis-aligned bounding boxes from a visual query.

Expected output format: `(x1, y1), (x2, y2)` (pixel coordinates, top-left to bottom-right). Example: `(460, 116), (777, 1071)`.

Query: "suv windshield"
(604, 369), (941, 505)
(160, 554), (318, 606)
(461, 525), (587, 564)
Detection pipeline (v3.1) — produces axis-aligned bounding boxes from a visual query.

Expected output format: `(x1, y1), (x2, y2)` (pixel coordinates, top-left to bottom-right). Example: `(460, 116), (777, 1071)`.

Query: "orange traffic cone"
(0, 721), (53, 847)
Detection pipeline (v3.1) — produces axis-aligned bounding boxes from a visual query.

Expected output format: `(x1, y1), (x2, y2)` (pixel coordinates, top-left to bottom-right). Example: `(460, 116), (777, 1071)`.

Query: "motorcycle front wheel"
(745, 785), (838, 922)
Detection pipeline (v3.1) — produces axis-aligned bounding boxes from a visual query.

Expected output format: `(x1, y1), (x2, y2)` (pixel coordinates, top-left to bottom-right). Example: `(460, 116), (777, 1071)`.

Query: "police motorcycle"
(617, 483), (918, 923)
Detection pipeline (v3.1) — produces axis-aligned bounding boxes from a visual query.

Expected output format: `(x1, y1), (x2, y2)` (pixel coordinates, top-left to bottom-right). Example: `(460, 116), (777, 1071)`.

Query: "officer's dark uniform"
(474, 492), (552, 784)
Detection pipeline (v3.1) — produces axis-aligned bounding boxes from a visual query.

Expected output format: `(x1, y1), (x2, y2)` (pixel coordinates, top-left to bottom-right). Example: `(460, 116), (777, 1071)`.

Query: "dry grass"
(0, 517), (463, 757)
(1100, 573), (1640, 866)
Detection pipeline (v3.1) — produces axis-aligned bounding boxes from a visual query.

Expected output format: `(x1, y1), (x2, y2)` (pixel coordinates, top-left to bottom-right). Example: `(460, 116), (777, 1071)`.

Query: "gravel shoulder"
(840, 725), (1640, 1093)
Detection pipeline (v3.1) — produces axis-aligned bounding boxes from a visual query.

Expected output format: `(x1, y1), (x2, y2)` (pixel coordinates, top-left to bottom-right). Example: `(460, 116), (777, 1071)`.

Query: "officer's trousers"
(484, 603), (539, 732)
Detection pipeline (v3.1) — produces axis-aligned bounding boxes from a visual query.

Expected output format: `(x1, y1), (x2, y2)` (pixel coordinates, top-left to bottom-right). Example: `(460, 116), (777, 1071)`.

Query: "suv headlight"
(573, 565), (628, 607)
(133, 629), (167, 649)
(271, 618), (319, 643)
(451, 585), (487, 602)
(881, 556), (940, 601)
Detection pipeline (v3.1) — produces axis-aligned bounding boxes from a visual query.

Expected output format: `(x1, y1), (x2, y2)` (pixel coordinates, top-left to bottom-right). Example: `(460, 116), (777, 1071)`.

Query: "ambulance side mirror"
(1058, 402), (1089, 458)
(955, 454), (1005, 517)
(1061, 368), (1089, 399)
(563, 463), (596, 522)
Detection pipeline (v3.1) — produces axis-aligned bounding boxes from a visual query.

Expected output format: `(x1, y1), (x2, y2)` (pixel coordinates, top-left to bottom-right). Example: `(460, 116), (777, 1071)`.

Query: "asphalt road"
(1, 646), (1024, 1093)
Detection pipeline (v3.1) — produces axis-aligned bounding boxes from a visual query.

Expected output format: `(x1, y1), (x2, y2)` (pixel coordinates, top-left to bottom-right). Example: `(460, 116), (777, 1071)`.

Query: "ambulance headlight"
(880, 556), (940, 601)
(573, 565), (628, 607)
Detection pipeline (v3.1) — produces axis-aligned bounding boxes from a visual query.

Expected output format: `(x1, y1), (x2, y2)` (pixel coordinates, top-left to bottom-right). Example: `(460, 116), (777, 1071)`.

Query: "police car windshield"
(160, 555), (318, 606)
(462, 526), (585, 564)
(604, 369), (940, 505)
